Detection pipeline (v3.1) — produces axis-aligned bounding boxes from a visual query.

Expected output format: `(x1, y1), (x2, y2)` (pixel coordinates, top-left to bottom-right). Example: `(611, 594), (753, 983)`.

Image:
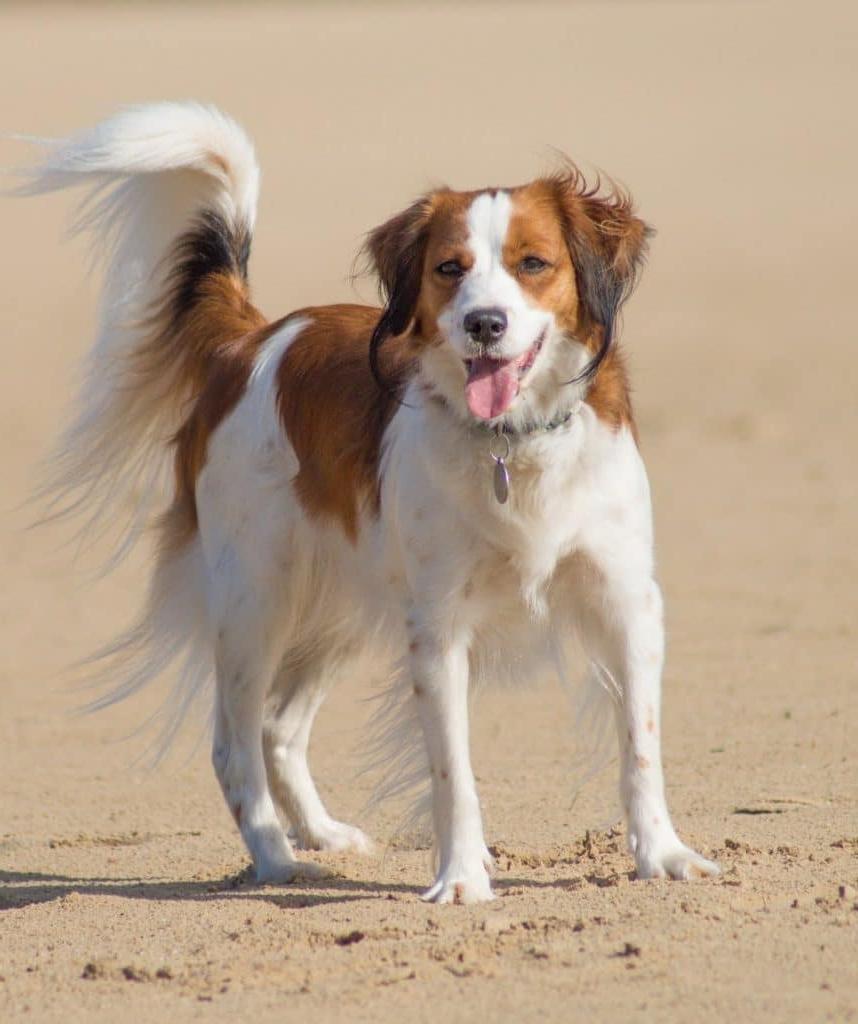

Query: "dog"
(18, 102), (718, 902)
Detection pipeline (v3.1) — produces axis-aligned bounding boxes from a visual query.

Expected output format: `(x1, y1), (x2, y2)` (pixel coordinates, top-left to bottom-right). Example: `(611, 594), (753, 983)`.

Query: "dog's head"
(366, 167), (651, 426)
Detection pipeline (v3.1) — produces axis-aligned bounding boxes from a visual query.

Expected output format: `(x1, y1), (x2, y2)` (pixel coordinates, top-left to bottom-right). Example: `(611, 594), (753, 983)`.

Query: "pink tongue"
(465, 358), (519, 419)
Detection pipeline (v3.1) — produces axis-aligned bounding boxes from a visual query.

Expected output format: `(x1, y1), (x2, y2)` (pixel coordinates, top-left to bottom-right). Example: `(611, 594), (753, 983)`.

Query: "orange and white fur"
(19, 103), (718, 902)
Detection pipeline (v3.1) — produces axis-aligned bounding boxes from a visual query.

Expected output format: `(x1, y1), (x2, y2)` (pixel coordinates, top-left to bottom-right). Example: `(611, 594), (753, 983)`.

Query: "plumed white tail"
(18, 102), (260, 564)
(12, 103), (265, 757)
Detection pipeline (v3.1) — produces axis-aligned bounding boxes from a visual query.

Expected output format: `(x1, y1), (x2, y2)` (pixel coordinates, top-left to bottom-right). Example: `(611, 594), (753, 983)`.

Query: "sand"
(1, 2), (856, 1021)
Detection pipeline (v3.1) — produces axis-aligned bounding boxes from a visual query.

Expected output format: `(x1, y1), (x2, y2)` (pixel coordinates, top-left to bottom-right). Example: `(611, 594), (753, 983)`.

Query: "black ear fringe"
(362, 193), (437, 397)
(568, 323), (614, 387)
(565, 219), (652, 388)
(368, 257), (420, 392)
(368, 236), (427, 397)
(545, 161), (652, 389)
(368, 309), (396, 394)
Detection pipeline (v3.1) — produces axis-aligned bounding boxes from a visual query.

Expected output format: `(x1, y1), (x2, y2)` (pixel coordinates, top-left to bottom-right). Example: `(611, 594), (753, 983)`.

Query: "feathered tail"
(14, 102), (267, 753)
(16, 101), (263, 564)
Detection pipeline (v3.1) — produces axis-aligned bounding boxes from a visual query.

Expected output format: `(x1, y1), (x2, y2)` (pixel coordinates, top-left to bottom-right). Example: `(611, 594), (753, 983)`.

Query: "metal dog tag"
(493, 457), (510, 504)
(489, 428), (511, 504)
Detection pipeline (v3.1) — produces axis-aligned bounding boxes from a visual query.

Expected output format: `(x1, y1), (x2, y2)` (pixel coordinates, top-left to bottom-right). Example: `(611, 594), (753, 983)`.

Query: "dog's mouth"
(463, 332), (545, 420)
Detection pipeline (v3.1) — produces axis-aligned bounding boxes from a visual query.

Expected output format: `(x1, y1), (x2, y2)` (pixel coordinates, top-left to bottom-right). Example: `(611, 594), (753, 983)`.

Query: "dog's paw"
(290, 820), (375, 855)
(635, 842), (720, 881)
(422, 863), (494, 904)
(254, 858), (331, 885)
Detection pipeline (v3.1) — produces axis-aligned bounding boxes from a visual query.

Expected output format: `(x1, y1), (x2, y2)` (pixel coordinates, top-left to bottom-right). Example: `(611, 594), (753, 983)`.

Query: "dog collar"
(478, 402), (581, 438)
(426, 391), (582, 438)
(425, 391), (583, 505)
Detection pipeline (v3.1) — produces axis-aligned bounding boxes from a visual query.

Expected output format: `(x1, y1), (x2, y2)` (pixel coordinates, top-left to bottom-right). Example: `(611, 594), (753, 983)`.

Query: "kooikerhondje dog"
(18, 103), (718, 902)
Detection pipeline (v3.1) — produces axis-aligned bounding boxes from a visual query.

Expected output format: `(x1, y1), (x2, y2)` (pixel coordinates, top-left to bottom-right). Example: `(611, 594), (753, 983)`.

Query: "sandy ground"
(1, 2), (856, 1021)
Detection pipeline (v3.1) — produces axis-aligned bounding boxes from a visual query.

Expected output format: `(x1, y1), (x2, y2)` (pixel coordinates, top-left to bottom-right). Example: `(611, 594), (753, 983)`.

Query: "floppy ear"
(364, 195), (434, 388)
(552, 167), (653, 381)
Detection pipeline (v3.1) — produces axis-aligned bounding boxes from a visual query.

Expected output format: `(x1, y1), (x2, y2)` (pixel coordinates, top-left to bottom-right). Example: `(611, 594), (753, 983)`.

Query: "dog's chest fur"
(379, 394), (647, 631)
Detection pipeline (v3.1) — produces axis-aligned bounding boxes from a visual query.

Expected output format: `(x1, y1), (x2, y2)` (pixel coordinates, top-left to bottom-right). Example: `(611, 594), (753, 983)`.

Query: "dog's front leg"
(407, 621), (493, 904)
(581, 571), (720, 881)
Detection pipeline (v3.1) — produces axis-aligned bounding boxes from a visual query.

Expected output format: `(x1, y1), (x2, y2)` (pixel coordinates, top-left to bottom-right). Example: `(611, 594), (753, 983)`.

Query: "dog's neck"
(422, 388), (585, 439)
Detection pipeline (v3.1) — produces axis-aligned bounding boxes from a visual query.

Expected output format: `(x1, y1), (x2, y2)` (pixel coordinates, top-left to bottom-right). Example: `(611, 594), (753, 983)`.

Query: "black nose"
(463, 307), (508, 346)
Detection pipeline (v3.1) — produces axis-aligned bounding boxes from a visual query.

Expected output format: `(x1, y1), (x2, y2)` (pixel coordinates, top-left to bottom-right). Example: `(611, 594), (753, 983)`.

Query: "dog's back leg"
(210, 574), (326, 884)
(263, 653), (374, 855)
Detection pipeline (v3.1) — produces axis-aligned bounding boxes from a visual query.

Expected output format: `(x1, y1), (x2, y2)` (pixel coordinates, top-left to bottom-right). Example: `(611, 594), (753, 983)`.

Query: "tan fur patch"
(166, 273), (275, 543)
(506, 184), (581, 320)
(584, 346), (637, 440)
(141, 270), (266, 399)
(276, 304), (417, 542)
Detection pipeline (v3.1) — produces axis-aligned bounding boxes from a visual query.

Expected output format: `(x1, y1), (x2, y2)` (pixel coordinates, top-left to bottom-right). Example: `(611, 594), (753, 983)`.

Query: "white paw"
(635, 841), (720, 881)
(289, 820), (375, 855)
(422, 863), (494, 905)
(254, 857), (331, 885)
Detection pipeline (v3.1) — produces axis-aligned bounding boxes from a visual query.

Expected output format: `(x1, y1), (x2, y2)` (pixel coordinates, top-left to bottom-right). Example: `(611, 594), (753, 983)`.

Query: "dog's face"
(368, 170), (651, 425)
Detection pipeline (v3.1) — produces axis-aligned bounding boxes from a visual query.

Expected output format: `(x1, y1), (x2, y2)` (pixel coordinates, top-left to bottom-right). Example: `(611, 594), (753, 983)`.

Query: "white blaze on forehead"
(455, 190), (525, 319)
(465, 190), (513, 273)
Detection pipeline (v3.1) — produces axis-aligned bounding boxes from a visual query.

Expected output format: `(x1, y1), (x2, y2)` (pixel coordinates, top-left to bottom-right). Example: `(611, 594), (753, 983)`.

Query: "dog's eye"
(519, 256), (549, 275)
(436, 260), (465, 279)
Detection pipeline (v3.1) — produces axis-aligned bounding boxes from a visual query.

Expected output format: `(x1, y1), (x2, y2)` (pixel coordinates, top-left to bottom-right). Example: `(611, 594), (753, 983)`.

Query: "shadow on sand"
(0, 867), (427, 912)
(0, 866), (611, 911)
